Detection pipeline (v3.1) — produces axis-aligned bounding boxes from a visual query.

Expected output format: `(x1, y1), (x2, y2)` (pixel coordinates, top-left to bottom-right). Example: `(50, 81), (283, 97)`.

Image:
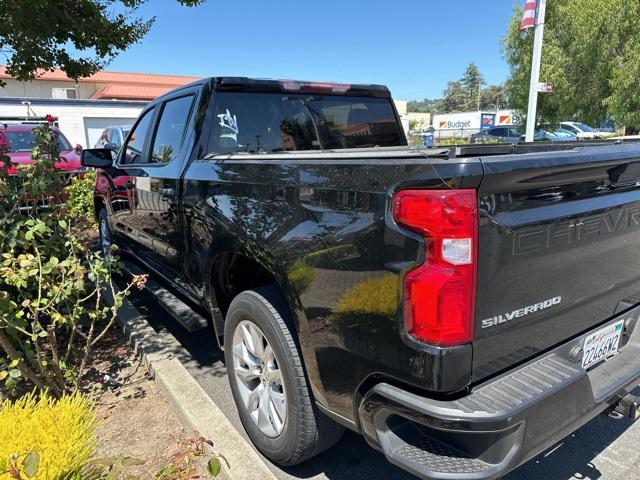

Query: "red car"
(0, 123), (83, 175)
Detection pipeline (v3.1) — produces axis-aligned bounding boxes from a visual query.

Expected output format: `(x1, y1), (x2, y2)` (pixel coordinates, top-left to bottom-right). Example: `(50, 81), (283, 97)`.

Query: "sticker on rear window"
(217, 109), (239, 134)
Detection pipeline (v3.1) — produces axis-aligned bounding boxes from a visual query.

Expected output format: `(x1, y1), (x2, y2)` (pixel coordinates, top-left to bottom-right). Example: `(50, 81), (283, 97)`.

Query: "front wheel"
(224, 286), (344, 466)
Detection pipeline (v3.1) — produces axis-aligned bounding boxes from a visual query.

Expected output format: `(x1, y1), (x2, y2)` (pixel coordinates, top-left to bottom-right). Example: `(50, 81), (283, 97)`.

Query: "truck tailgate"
(474, 144), (640, 381)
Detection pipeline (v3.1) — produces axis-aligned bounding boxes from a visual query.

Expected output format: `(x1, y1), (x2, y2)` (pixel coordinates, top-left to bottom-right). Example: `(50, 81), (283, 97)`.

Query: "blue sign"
(481, 113), (496, 129)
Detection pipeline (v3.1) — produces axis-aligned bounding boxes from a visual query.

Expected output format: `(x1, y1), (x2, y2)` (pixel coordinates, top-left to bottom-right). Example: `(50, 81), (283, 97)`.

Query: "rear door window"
(207, 92), (404, 154)
(149, 95), (195, 163)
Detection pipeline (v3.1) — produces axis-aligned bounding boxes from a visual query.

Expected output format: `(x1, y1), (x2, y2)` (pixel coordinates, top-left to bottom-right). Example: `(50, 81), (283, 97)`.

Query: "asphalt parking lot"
(126, 287), (640, 480)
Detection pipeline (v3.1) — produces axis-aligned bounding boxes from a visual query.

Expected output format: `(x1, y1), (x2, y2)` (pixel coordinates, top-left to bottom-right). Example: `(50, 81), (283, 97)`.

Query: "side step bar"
(120, 259), (209, 333)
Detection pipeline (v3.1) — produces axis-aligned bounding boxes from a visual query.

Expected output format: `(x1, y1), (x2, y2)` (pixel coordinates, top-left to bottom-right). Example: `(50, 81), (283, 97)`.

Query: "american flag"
(520, 1), (538, 32)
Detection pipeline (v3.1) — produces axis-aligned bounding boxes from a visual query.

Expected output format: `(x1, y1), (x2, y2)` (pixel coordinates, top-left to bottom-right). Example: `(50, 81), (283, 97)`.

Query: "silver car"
(94, 125), (132, 151)
(470, 126), (522, 144)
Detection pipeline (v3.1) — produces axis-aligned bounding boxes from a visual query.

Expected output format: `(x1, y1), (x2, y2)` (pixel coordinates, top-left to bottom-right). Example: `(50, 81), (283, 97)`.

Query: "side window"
(122, 109), (154, 165)
(150, 95), (194, 163)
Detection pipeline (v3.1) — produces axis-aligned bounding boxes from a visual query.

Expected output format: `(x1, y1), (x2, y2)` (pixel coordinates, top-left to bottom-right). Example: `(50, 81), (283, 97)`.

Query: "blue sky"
(109, 0), (517, 101)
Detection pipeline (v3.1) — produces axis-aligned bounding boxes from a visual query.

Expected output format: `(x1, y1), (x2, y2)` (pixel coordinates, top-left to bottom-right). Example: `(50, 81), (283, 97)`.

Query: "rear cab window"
(207, 92), (404, 154)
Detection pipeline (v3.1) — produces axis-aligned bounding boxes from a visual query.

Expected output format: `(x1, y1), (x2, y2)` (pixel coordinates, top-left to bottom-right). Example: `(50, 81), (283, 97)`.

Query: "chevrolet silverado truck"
(82, 77), (640, 480)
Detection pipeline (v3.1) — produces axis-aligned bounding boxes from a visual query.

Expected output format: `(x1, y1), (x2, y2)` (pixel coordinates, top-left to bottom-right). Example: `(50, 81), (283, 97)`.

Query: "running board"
(121, 259), (209, 333)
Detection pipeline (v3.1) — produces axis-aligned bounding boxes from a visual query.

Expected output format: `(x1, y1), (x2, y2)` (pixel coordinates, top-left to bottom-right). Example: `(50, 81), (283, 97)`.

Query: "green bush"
(408, 134), (425, 147)
(65, 172), (97, 228)
(435, 136), (470, 146)
(0, 392), (153, 479)
(0, 392), (96, 479)
(0, 123), (144, 396)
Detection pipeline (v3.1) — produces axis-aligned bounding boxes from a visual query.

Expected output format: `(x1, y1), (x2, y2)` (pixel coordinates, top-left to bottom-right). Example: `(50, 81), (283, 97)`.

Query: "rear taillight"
(393, 189), (478, 347)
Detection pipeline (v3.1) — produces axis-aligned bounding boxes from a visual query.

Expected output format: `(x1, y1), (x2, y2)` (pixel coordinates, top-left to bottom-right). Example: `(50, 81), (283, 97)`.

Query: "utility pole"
(525, 0), (547, 143)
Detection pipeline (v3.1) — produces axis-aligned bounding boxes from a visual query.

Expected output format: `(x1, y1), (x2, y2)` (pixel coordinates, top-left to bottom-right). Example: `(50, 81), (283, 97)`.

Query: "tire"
(224, 285), (344, 466)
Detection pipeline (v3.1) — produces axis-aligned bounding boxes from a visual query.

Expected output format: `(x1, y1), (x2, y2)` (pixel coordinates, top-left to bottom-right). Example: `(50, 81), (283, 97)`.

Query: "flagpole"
(525, 0), (547, 143)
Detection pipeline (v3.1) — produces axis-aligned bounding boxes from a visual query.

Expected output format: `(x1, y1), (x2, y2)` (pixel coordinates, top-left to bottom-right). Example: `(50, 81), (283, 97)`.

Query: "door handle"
(158, 188), (175, 196)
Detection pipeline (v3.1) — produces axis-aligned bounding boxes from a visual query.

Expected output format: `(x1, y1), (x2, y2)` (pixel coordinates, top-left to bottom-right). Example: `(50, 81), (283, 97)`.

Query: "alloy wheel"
(232, 320), (287, 438)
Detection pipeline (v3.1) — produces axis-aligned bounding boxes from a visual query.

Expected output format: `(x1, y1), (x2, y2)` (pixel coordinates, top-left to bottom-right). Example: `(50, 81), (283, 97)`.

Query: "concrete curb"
(116, 297), (278, 480)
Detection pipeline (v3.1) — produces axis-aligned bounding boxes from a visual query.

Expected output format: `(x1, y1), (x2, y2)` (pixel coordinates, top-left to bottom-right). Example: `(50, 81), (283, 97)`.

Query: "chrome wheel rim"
(99, 218), (111, 260)
(232, 320), (287, 438)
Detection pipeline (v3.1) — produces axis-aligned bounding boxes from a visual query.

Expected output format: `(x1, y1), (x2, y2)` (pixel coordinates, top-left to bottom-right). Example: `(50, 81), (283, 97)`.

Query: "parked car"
(472, 126), (576, 144)
(94, 125), (132, 151)
(559, 121), (616, 140)
(83, 77), (640, 480)
(470, 126), (521, 143)
(534, 129), (579, 142)
(553, 127), (579, 140)
(1, 123), (83, 175)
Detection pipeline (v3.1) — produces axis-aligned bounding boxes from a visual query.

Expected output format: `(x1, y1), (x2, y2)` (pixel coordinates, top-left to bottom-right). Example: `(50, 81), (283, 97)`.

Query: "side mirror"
(81, 148), (113, 168)
(74, 144), (83, 155)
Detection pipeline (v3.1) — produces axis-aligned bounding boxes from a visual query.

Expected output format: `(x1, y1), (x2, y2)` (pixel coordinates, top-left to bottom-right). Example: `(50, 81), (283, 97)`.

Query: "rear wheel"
(224, 286), (344, 465)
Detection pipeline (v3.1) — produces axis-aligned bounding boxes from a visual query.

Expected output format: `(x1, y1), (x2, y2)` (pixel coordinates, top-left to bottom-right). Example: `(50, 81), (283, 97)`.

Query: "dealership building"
(0, 66), (200, 147)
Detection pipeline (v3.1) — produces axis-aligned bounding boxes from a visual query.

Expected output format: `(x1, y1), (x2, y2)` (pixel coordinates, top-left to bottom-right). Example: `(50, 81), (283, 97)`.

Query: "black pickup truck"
(82, 77), (640, 480)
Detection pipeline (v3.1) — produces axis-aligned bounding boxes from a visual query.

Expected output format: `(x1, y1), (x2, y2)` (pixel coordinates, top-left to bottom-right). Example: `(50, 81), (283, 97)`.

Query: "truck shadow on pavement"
(124, 284), (638, 480)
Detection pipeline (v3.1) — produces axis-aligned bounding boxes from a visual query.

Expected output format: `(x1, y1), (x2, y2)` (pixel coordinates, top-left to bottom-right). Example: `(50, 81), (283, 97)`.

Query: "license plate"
(581, 320), (625, 369)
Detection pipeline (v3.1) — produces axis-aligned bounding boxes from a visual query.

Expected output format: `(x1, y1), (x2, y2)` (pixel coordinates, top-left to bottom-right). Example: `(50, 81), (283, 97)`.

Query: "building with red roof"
(0, 66), (201, 147)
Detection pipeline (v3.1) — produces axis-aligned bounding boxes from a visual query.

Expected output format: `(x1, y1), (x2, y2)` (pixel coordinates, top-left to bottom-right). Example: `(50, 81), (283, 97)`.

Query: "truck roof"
(155, 76), (392, 103)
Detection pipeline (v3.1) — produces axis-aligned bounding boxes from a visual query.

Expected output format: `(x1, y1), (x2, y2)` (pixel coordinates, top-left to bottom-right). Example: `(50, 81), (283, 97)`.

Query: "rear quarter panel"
(181, 154), (483, 420)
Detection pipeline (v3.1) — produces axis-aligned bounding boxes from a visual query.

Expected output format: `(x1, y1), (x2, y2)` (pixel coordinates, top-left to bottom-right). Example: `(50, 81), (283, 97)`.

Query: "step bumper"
(358, 313), (640, 480)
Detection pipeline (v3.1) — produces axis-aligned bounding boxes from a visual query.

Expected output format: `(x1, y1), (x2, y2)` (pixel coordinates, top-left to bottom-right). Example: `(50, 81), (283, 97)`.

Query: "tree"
(459, 63), (485, 111)
(435, 64), (493, 113)
(480, 84), (508, 111)
(439, 80), (468, 112)
(502, 0), (640, 128)
(407, 98), (440, 114)
(408, 65), (508, 114)
(0, 0), (204, 83)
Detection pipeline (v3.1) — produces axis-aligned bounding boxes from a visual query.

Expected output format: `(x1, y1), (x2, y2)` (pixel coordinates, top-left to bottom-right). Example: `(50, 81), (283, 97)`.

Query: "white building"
(432, 110), (516, 138)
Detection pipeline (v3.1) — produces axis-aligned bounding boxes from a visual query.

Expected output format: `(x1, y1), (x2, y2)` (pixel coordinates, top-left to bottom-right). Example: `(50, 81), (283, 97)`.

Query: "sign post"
(525, 0), (547, 143)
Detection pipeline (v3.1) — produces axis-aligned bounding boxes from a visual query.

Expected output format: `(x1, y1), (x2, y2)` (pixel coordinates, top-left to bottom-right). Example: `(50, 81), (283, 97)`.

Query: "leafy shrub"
(435, 136), (470, 146)
(0, 392), (96, 479)
(155, 436), (224, 479)
(408, 134), (425, 147)
(65, 172), (97, 228)
(0, 123), (144, 396)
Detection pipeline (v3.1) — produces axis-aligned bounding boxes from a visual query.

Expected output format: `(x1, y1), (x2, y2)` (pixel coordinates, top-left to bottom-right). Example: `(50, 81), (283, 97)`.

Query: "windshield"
(4, 129), (72, 152)
(575, 123), (595, 132)
(207, 92), (404, 154)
